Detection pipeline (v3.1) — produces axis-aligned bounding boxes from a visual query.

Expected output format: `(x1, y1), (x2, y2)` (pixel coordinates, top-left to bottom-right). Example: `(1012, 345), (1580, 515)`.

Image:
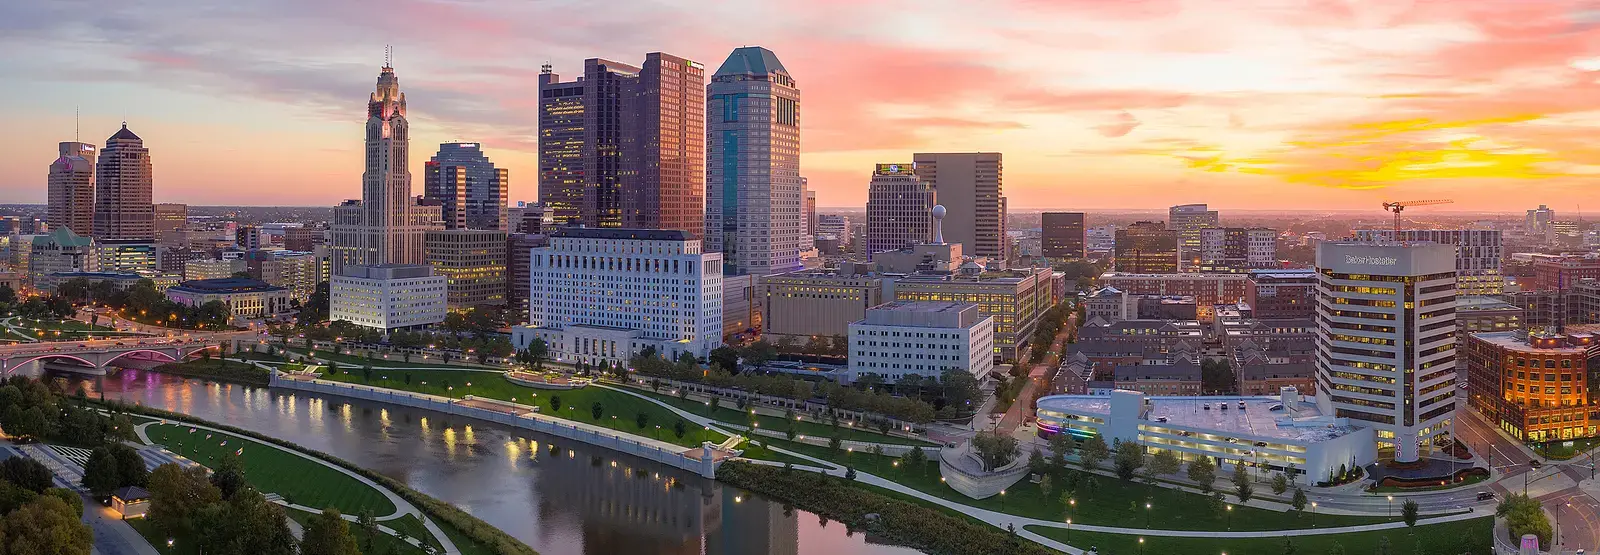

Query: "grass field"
(312, 367), (732, 449)
(626, 385), (939, 446)
(7, 317), (117, 340)
(143, 423), (397, 516)
(283, 508), (436, 555)
(285, 346), (493, 370)
(754, 434), (1394, 531)
(1028, 516), (1494, 555)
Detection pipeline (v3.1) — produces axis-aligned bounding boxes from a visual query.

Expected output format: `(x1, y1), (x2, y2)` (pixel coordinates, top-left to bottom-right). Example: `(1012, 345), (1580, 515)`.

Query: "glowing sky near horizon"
(4, 0), (1600, 212)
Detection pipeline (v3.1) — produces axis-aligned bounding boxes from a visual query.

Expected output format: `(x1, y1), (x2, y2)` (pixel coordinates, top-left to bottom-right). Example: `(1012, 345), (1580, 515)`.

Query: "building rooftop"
(715, 46), (789, 77)
(1471, 328), (1600, 353)
(551, 228), (691, 241)
(169, 278), (287, 294)
(870, 300), (968, 314)
(1037, 394), (1362, 442)
(1457, 296), (1520, 312)
(108, 123), (141, 142)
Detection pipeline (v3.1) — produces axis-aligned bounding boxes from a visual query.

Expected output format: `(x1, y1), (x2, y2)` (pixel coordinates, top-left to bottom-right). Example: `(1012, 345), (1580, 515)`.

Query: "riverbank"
(97, 400), (538, 555)
(149, 358), (272, 386)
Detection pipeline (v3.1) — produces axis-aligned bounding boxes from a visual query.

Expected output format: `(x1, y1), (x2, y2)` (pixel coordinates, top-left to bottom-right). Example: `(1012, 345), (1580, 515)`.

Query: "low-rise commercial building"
(424, 229), (508, 310)
(1036, 388), (1375, 483)
(1112, 359), (1201, 396)
(1466, 328), (1599, 442)
(847, 301), (995, 383)
(330, 264), (447, 331)
(166, 278), (293, 321)
(29, 227), (96, 290)
(757, 271), (885, 343)
(1244, 269), (1316, 320)
(1101, 272), (1248, 321)
(184, 258), (244, 281)
(886, 267), (1054, 362)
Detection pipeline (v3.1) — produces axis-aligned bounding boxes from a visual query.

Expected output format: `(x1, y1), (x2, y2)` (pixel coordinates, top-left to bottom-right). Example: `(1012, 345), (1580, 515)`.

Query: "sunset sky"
(4, 0), (1600, 211)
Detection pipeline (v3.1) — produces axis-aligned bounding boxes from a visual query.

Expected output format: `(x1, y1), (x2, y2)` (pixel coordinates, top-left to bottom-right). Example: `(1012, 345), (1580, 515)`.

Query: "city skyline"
(5, 1), (1600, 210)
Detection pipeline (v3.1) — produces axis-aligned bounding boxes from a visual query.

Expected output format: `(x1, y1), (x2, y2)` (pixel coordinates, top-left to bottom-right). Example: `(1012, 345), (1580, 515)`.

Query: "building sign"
(1345, 255), (1398, 266)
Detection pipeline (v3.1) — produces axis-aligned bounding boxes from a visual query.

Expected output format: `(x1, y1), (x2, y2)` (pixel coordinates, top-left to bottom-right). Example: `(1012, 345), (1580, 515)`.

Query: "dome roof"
(108, 123), (141, 142)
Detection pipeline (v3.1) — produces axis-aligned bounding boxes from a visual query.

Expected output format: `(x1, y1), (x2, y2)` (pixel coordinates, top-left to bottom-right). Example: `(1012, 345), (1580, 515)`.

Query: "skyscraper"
(330, 61), (444, 274)
(93, 124), (155, 241)
(47, 141), (96, 236)
(154, 203), (187, 244)
(864, 163), (934, 258)
(706, 46), (803, 276)
(425, 142), (508, 230)
(1040, 212), (1086, 259)
(1114, 221), (1178, 273)
(912, 153), (1006, 260)
(1168, 203), (1218, 271)
(537, 54), (706, 234)
(625, 53), (706, 236)
(1314, 241), (1457, 463)
(803, 182), (816, 237)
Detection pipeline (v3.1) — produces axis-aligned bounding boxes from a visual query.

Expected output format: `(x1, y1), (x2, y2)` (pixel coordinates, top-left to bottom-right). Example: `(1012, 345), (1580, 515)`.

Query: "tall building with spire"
(48, 141), (96, 236)
(93, 124), (154, 241)
(331, 60), (444, 273)
(706, 46), (803, 276)
(425, 142), (508, 230)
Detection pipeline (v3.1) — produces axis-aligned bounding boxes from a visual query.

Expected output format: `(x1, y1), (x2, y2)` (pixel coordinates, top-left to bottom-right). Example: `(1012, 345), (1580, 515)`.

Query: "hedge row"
(717, 461), (1054, 555)
(97, 401), (538, 555)
(151, 360), (271, 387)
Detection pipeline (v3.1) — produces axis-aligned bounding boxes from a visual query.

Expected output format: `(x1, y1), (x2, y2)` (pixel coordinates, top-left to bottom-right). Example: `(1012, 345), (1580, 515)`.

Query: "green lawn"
(283, 508), (435, 555)
(312, 367), (731, 449)
(285, 346), (495, 370)
(757, 435), (1392, 531)
(1028, 516), (1494, 555)
(1536, 437), (1600, 460)
(143, 423), (396, 516)
(130, 518), (197, 555)
(8, 317), (115, 340)
(626, 385), (939, 446)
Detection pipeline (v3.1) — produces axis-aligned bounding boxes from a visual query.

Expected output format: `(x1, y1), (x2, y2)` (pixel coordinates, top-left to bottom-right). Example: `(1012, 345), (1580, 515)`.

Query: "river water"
(41, 367), (923, 555)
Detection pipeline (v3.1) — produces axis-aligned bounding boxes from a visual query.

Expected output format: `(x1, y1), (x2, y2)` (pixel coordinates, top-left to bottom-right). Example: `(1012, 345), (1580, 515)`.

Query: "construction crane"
(1381, 199), (1454, 237)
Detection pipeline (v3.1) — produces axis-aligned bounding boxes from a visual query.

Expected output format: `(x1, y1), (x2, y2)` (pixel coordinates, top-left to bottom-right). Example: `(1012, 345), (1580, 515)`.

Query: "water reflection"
(40, 368), (922, 555)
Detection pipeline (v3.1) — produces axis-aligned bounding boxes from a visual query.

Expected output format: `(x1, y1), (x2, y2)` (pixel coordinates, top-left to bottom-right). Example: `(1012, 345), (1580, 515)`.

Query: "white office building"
(1315, 241), (1458, 463)
(1353, 229), (1503, 295)
(847, 301), (994, 383)
(511, 229), (723, 365)
(330, 264), (447, 331)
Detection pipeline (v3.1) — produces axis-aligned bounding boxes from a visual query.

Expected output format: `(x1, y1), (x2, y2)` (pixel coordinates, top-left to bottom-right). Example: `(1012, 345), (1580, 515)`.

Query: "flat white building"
(1315, 241), (1458, 463)
(1036, 388), (1374, 484)
(847, 301), (995, 383)
(511, 228), (723, 365)
(166, 278), (293, 321)
(330, 264), (447, 331)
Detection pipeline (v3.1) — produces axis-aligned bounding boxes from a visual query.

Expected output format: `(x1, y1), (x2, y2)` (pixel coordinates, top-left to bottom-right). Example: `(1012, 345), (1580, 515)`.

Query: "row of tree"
(58, 277), (232, 330)
(0, 456), (92, 554)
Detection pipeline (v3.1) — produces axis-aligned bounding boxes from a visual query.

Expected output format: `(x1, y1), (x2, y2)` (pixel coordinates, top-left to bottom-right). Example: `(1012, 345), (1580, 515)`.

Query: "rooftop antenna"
(74, 106), (79, 142)
(385, 45), (392, 68)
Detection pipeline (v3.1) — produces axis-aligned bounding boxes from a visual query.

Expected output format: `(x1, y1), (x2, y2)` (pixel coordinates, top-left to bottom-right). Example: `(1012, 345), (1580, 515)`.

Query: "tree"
(1028, 449), (1050, 476)
(211, 452), (248, 500)
(903, 446), (929, 472)
(591, 402), (604, 421)
(302, 507), (362, 555)
(81, 447), (122, 497)
(525, 338), (549, 370)
(0, 495), (93, 555)
(1038, 474), (1054, 498)
(1149, 449), (1181, 477)
(635, 411), (650, 430)
(1233, 459), (1254, 503)
(1, 456), (53, 493)
(1402, 499), (1420, 527)
(1291, 487), (1308, 513)
(1113, 439), (1144, 481)
(1281, 536), (1297, 555)
(970, 430), (1020, 472)
(709, 346), (740, 374)
(1188, 457), (1217, 493)
(549, 394), (562, 413)
(1048, 433), (1075, 470)
(358, 509), (379, 552)
(1375, 536), (1392, 555)
(147, 463), (223, 537)
(1325, 541), (1346, 555)
(1271, 472), (1289, 495)
(1078, 435), (1110, 471)
(673, 419), (687, 439)
(109, 443), (148, 488)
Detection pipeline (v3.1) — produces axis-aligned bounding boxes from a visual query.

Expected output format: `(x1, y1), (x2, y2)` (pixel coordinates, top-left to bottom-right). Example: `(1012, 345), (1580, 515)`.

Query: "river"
(38, 366), (924, 555)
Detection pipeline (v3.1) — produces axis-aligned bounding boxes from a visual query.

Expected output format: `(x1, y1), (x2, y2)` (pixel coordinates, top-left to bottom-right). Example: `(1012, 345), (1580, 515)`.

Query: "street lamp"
(1000, 489), (1007, 512)
(1145, 502), (1152, 528)
(1387, 495), (1393, 520)
(1311, 501), (1318, 528)
(1138, 537), (1145, 555)
(1068, 498), (1076, 522)
(1065, 518), (1072, 542)
(1226, 504), (1232, 530)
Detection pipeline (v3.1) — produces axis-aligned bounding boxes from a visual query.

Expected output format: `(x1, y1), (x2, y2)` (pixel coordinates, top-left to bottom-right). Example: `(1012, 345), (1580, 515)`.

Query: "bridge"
(0, 332), (256, 376)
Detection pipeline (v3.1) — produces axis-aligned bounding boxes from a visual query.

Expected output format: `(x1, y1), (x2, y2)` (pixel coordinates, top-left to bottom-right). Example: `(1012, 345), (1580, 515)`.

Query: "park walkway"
(133, 421), (460, 555)
(607, 381), (1486, 555)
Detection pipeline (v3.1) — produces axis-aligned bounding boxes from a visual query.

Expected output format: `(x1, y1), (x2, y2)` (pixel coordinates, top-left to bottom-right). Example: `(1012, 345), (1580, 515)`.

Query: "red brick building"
(1529, 254), (1600, 292)
(1466, 328), (1600, 442)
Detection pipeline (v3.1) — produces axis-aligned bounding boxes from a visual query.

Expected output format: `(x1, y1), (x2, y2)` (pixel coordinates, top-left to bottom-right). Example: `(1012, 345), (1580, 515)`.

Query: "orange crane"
(1380, 199), (1454, 237)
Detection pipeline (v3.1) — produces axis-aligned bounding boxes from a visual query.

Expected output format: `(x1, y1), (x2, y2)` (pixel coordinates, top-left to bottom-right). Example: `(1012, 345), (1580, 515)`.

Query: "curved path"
(600, 383), (1487, 555)
(134, 420), (460, 555)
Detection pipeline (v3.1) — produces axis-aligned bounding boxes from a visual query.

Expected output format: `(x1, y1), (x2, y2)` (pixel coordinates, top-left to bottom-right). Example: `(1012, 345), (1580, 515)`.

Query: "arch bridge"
(0, 336), (235, 376)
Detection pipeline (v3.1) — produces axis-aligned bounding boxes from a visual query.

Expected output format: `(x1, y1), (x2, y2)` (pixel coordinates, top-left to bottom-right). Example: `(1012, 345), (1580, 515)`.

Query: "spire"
(384, 45), (393, 69)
